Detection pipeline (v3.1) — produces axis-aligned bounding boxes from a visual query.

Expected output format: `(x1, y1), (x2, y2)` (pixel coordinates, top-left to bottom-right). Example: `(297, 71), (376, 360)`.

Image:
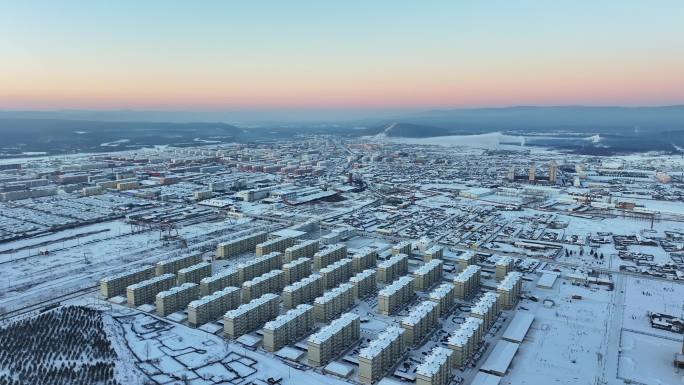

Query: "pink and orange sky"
(1, 1), (683, 111)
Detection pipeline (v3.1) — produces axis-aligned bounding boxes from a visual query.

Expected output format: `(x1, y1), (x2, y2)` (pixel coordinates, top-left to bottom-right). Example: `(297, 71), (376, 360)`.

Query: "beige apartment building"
(283, 239), (320, 263)
(423, 245), (444, 262)
(391, 241), (412, 256)
(378, 276), (414, 316)
(223, 293), (279, 339)
(412, 259), (443, 291)
(313, 243), (348, 270)
(237, 251), (282, 283)
(187, 286), (241, 326)
(350, 268), (377, 299)
(319, 258), (353, 289)
(377, 253), (408, 284)
(200, 267), (240, 296)
(262, 304), (315, 352)
(358, 326), (406, 384)
(351, 247), (378, 273)
(255, 236), (295, 256)
(281, 273), (324, 309)
(415, 347), (454, 385)
(241, 269), (285, 302)
(495, 255), (514, 281)
(428, 282), (456, 316)
(307, 312), (360, 367)
(453, 265), (481, 300)
(401, 301), (439, 346)
(497, 271), (523, 309)
(282, 257), (312, 284)
(155, 254), (202, 276)
(100, 265), (155, 298)
(177, 261), (212, 285)
(156, 283), (199, 316)
(126, 273), (175, 307)
(217, 231), (268, 259)
(313, 283), (354, 322)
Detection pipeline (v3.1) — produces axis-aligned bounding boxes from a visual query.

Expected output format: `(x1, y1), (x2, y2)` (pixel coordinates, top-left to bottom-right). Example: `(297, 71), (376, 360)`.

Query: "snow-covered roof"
(502, 313), (535, 343)
(188, 286), (239, 308)
(263, 304), (312, 331)
(413, 259), (442, 276)
(358, 326), (404, 359)
(402, 301), (438, 327)
(127, 273), (174, 290)
(308, 312), (359, 344)
(429, 282), (455, 300)
(454, 265), (481, 283)
(415, 347), (452, 377)
(378, 276), (414, 297)
(156, 282), (197, 299)
(283, 273), (322, 293)
(480, 340), (519, 375)
(314, 283), (353, 305)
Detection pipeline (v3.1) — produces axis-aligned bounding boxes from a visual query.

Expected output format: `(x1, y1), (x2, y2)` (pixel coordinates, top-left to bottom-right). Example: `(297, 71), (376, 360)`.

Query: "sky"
(1, 1), (684, 112)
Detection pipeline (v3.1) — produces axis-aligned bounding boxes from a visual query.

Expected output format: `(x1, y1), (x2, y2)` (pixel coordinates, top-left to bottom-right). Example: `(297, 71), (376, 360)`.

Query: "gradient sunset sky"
(1, 1), (683, 111)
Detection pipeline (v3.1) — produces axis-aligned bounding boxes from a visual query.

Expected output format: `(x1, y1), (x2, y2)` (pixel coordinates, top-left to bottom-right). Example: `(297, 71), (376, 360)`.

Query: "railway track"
(0, 285), (99, 322)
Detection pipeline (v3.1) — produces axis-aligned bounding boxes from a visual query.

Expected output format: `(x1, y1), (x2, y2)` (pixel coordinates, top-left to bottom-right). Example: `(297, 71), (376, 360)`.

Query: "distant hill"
(0, 118), (244, 155)
(398, 105), (684, 133)
(356, 122), (453, 138)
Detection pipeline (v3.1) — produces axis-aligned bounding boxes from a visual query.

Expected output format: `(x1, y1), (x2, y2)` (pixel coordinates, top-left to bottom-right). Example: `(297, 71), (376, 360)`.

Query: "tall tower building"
(549, 161), (558, 184)
(528, 164), (536, 182)
(507, 166), (515, 181)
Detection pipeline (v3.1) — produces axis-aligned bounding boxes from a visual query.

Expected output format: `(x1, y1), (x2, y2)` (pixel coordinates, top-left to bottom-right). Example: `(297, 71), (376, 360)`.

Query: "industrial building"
(391, 240), (412, 256)
(351, 247), (378, 273)
(126, 273), (175, 307)
(100, 265), (155, 298)
(283, 257), (312, 284)
(200, 267), (240, 296)
(223, 293), (279, 339)
(284, 239), (319, 262)
(155, 254), (202, 276)
(428, 282), (456, 316)
(495, 256), (514, 281)
(453, 265), (481, 300)
(282, 273), (325, 309)
(497, 272), (523, 309)
(377, 253), (408, 284)
(313, 283), (354, 322)
(255, 236), (295, 256)
(412, 259), (443, 291)
(401, 301), (439, 346)
(237, 251), (282, 282)
(177, 261), (212, 284)
(447, 317), (484, 368)
(313, 243), (348, 270)
(307, 312), (360, 367)
(349, 268), (377, 299)
(319, 257), (353, 289)
(217, 231), (267, 259)
(241, 269), (285, 302)
(187, 286), (241, 326)
(378, 276), (415, 316)
(415, 347), (454, 385)
(262, 304), (315, 352)
(156, 283), (199, 316)
(358, 326), (406, 384)
(423, 245), (444, 262)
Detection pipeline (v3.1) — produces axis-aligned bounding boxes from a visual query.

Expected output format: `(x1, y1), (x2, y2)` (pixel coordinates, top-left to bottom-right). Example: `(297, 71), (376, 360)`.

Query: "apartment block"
(415, 347), (454, 385)
(495, 255), (514, 281)
(262, 304), (315, 352)
(313, 243), (348, 270)
(377, 253), (408, 284)
(237, 251), (282, 283)
(351, 247), (378, 273)
(155, 254), (202, 276)
(423, 245), (444, 262)
(100, 265), (155, 298)
(217, 231), (268, 259)
(412, 259), (443, 291)
(307, 312), (360, 367)
(200, 267), (240, 296)
(127, 273), (175, 307)
(391, 241), (412, 256)
(223, 293), (279, 339)
(313, 283), (354, 322)
(350, 269), (377, 299)
(177, 262), (212, 285)
(187, 286), (241, 326)
(282, 273), (325, 309)
(358, 326), (406, 384)
(255, 236), (294, 256)
(428, 283), (456, 316)
(319, 258), (353, 289)
(401, 301), (439, 346)
(471, 292), (500, 329)
(242, 269), (285, 302)
(156, 283), (199, 316)
(453, 265), (481, 300)
(283, 257), (312, 284)
(447, 317), (484, 368)
(455, 251), (477, 271)
(284, 239), (320, 263)
(378, 276), (415, 316)
(497, 272), (523, 309)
